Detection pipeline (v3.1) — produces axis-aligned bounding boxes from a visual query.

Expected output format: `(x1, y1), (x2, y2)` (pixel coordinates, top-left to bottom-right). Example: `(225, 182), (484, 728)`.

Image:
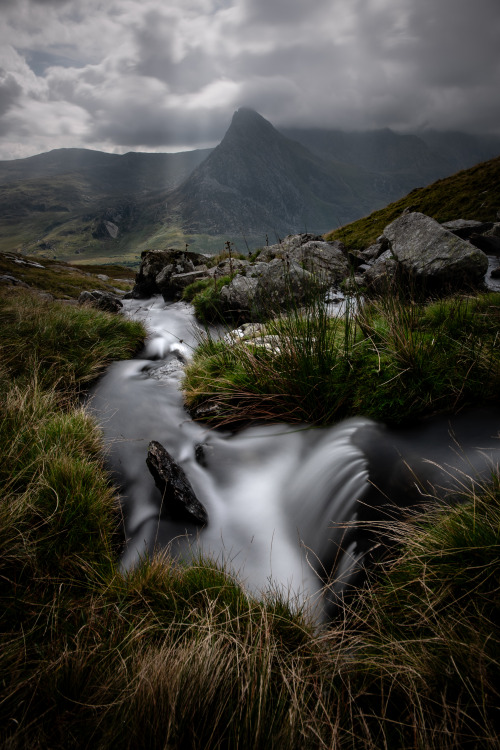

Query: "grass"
(0, 251), (135, 298)
(183, 290), (500, 427)
(1, 282), (500, 747)
(325, 155), (500, 250)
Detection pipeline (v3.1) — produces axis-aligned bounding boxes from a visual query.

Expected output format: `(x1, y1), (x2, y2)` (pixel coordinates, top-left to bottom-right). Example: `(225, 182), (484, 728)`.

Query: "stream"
(90, 296), (500, 619)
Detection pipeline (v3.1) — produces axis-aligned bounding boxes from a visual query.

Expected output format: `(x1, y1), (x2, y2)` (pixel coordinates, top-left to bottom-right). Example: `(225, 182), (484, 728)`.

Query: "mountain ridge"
(1, 108), (499, 262)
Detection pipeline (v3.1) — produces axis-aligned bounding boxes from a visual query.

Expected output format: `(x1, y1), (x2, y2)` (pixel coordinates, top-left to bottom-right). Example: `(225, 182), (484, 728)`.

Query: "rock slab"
(146, 440), (208, 526)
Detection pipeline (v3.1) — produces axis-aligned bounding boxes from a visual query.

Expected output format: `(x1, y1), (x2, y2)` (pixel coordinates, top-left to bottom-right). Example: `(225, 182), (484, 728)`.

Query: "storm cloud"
(0, 0), (499, 158)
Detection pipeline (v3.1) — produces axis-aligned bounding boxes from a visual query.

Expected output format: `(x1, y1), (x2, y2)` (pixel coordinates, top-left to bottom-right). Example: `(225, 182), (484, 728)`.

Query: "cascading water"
(90, 296), (500, 619)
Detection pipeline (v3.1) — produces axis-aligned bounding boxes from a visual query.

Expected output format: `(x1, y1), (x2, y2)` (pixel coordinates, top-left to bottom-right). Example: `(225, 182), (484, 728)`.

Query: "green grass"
(325, 155), (500, 250)
(0, 251), (135, 298)
(2, 281), (500, 748)
(183, 291), (500, 427)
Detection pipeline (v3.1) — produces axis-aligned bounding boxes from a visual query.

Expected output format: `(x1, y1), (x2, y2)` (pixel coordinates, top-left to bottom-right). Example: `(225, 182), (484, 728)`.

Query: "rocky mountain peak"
(224, 107), (277, 141)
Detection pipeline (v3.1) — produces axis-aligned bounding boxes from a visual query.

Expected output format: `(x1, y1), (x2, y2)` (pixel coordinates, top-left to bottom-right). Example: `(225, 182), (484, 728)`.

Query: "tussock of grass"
(184, 291), (500, 427)
(186, 274), (234, 324)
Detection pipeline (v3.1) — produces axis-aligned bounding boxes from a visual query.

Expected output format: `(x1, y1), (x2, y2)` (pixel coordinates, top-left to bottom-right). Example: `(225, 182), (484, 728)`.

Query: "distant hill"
(326, 155), (500, 250)
(0, 148), (211, 264)
(0, 110), (499, 263)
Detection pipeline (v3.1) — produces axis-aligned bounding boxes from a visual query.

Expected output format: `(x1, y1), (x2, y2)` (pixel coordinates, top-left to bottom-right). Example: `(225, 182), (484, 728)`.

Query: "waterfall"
(90, 296), (500, 618)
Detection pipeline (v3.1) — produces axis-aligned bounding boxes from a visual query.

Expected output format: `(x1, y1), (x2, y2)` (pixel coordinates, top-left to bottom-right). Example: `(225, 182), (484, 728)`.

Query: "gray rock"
(288, 240), (350, 284)
(219, 275), (259, 316)
(78, 290), (123, 313)
(362, 250), (399, 293)
(441, 219), (493, 239)
(469, 231), (500, 256)
(381, 212), (488, 289)
(256, 258), (315, 308)
(146, 440), (208, 526)
(0, 274), (30, 288)
(257, 233), (323, 262)
(130, 248), (208, 298)
(211, 258), (249, 278)
(160, 266), (209, 296)
(361, 240), (388, 261)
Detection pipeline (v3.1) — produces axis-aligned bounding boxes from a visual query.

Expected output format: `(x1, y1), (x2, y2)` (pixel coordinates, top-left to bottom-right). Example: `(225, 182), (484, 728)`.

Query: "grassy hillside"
(0, 251), (135, 298)
(326, 155), (500, 249)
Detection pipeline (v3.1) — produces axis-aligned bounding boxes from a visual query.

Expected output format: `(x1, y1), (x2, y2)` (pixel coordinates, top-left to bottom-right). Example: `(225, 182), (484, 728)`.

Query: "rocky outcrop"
(146, 440), (208, 526)
(129, 216), (493, 320)
(127, 248), (211, 299)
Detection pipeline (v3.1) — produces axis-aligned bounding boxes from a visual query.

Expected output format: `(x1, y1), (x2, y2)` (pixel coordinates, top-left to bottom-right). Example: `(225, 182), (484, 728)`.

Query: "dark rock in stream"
(146, 440), (208, 526)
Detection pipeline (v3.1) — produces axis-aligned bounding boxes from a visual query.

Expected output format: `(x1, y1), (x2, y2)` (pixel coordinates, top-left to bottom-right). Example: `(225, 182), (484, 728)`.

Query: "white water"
(90, 296), (500, 618)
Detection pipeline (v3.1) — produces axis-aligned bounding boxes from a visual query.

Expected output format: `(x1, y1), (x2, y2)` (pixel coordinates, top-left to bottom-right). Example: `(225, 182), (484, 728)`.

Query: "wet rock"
(146, 440), (208, 526)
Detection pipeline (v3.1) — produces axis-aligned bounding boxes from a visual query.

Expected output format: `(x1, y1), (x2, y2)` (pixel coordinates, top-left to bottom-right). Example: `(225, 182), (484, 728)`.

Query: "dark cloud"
(89, 102), (231, 149)
(1, 0), (500, 158)
(132, 12), (219, 93)
(0, 68), (22, 117)
(242, 0), (331, 26)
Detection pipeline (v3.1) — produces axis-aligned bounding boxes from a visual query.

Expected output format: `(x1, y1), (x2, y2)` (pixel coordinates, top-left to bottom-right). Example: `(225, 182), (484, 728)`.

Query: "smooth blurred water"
(90, 296), (500, 618)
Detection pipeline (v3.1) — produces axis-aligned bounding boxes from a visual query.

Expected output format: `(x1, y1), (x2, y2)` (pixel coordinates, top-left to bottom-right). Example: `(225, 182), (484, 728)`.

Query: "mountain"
(280, 127), (451, 191)
(1, 109), (499, 263)
(166, 108), (405, 239)
(0, 147), (212, 193)
(0, 147), (211, 263)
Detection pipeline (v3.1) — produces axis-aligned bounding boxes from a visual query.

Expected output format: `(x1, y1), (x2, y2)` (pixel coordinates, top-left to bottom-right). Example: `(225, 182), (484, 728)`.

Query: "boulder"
(441, 219), (493, 239)
(257, 258), (316, 307)
(211, 258), (250, 278)
(378, 212), (488, 290)
(0, 274), (30, 288)
(257, 233), (323, 262)
(288, 240), (350, 284)
(146, 440), (208, 526)
(469, 231), (500, 256)
(362, 250), (399, 293)
(219, 275), (259, 317)
(159, 266), (209, 297)
(78, 290), (123, 313)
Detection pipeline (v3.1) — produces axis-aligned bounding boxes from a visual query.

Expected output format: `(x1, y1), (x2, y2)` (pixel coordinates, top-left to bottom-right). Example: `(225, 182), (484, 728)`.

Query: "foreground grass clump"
(333, 479), (500, 748)
(183, 291), (500, 426)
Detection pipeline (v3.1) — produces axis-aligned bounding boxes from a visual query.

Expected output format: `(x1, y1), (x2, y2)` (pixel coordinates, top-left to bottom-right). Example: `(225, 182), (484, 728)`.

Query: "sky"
(0, 0), (499, 160)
